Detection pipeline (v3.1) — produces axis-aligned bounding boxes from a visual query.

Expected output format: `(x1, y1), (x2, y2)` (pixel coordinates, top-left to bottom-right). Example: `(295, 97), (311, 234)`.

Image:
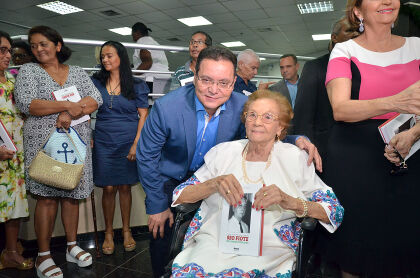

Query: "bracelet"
(295, 197), (308, 218)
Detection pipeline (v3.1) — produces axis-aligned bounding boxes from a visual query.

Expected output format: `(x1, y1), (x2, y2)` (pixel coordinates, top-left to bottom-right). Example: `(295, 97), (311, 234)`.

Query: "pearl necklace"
(241, 143), (272, 184)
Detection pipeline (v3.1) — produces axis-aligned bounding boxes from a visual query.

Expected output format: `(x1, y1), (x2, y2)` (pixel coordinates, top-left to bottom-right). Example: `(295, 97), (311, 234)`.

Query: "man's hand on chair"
(148, 208), (174, 239)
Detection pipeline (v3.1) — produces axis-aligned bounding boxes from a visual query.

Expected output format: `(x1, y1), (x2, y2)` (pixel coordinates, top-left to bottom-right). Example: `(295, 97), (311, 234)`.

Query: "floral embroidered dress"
(0, 71), (28, 222)
(171, 140), (344, 278)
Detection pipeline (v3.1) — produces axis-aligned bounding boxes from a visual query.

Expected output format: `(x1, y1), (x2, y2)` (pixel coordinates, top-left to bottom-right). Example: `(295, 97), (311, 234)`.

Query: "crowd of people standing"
(0, 0), (419, 277)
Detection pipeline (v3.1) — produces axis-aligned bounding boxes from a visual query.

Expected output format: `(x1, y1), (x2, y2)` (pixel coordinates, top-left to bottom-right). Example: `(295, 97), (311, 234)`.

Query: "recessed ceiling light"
(297, 1), (334, 14)
(177, 16), (212, 27)
(37, 1), (83, 15)
(221, 41), (246, 47)
(170, 51), (179, 53)
(312, 34), (331, 41)
(109, 27), (132, 35)
(260, 57), (266, 61)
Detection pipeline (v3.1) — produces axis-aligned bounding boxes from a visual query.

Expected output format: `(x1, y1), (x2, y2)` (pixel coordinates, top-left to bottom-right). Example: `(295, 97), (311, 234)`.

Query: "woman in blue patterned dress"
(91, 41), (149, 255)
(171, 90), (343, 277)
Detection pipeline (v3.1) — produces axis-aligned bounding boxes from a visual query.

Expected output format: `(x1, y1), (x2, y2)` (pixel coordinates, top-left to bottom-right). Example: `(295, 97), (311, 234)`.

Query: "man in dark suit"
(292, 18), (354, 178)
(268, 54), (300, 108)
(137, 46), (321, 277)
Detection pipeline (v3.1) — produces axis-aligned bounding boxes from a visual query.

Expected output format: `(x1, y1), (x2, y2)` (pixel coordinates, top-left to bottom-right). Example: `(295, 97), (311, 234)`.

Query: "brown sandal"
(123, 229), (136, 252)
(102, 232), (115, 255)
(0, 249), (34, 270)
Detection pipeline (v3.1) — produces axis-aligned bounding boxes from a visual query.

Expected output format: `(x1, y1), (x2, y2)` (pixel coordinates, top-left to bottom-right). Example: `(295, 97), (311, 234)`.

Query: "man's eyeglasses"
(189, 40), (206, 46)
(0, 47), (12, 55)
(244, 111), (279, 124)
(197, 76), (234, 89)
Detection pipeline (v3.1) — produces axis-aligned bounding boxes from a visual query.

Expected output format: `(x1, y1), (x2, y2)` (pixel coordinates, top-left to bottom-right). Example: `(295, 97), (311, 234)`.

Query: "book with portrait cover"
(378, 113), (420, 160)
(0, 119), (17, 152)
(52, 85), (90, 126)
(219, 183), (264, 257)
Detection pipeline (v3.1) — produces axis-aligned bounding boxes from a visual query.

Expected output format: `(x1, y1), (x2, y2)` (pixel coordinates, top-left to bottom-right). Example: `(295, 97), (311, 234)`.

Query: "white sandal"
(36, 251), (63, 278)
(65, 241), (92, 267)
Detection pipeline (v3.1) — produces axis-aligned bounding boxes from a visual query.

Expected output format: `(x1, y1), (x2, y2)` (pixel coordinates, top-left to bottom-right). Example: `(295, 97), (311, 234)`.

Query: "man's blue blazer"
(137, 84), (247, 214)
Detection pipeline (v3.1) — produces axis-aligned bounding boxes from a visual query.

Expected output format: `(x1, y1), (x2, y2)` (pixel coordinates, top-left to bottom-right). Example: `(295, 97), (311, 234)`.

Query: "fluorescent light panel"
(37, 1), (83, 15)
(177, 16), (212, 27)
(221, 41), (246, 47)
(312, 34), (331, 41)
(297, 1), (334, 14)
(109, 27), (132, 35)
(259, 57), (266, 61)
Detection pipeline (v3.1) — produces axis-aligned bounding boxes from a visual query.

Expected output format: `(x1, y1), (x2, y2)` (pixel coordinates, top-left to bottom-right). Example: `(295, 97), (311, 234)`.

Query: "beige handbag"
(28, 128), (85, 190)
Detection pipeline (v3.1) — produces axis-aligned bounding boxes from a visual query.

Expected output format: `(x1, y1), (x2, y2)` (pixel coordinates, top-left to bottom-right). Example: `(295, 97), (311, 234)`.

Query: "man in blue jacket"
(137, 46), (321, 277)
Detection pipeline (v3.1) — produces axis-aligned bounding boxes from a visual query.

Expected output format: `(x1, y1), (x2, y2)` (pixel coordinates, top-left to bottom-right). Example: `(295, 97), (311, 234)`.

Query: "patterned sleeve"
(74, 66), (103, 107)
(14, 63), (39, 115)
(296, 151), (344, 233)
(325, 41), (352, 86)
(171, 175), (201, 207)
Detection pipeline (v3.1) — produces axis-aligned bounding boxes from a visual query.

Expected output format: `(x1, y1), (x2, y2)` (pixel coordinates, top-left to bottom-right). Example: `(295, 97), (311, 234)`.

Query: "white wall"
(20, 184), (148, 240)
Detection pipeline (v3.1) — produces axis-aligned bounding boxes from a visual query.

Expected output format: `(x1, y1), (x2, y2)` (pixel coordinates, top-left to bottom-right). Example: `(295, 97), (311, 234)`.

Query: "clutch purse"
(28, 128), (85, 190)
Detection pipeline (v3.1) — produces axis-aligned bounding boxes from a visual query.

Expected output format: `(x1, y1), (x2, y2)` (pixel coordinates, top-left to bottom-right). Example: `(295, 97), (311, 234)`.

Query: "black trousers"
(149, 173), (193, 278)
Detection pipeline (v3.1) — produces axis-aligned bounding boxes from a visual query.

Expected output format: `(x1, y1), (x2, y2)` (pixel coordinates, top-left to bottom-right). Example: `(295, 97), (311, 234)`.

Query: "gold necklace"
(241, 143), (272, 184)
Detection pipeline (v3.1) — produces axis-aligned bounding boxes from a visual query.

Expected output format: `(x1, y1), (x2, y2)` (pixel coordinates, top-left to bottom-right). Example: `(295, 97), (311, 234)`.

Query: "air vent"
(256, 27), (273, 32)
(167, 37), (181, 42)
(100, 10), (121, 16)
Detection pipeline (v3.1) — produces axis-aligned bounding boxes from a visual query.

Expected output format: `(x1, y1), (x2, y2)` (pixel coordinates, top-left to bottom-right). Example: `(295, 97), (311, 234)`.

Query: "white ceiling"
(1, 0), (347, 70)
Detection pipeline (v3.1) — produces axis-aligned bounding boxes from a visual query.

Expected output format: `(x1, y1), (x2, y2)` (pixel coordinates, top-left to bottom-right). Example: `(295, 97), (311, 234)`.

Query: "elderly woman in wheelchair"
(171, 90), (344, 277)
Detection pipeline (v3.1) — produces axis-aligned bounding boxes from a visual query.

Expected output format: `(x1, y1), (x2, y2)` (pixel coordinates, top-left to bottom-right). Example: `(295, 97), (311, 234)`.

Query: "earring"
(392, 22), (395, 28)
(359, 18), (364, 32)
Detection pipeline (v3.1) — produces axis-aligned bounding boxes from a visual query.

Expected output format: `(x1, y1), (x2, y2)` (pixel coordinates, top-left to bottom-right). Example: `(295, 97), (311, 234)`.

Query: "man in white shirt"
(131, 22), (169, 92)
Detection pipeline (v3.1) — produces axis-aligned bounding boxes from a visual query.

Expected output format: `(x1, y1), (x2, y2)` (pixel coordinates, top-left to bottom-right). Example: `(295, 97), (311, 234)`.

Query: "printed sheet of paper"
(0, 120), (17, 152)
(52, 85), (90, 126)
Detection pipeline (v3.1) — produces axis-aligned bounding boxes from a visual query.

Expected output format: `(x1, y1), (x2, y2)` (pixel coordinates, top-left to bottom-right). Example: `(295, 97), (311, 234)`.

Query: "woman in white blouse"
(171, 90), (344, 277)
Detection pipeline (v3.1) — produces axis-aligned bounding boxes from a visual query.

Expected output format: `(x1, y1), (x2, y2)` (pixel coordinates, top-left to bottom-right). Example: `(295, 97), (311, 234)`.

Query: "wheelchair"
(163, 201), (319, 278)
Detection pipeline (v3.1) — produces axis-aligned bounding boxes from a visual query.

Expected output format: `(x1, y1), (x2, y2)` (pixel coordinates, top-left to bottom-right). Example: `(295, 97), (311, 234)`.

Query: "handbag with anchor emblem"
(28, 127), (86, 190)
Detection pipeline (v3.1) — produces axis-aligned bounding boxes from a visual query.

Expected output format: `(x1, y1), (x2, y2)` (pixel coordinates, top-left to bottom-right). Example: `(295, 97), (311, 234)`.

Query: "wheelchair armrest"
(175, 201), (202, 214)
(300, 217), (317, 231)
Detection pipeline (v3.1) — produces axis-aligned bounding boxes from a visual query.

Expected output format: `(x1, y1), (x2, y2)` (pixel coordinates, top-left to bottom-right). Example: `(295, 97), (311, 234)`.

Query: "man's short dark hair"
(196, 46), (237, 75)
(280, 54), (298, 64)
(132, 22), (151, 36)
(192, 31), (212, 46)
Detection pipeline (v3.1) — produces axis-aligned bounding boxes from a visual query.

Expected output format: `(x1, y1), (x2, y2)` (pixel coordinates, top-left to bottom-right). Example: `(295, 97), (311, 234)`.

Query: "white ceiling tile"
(206, 13), (238, 23)
(256, 0), (296, 8)
(142, 0), (185, 9)
(116, 1), (157, 14)
(190, 3), (227, 15)
(163, 7), (196, 19)
(67, 0), (109, 10)
(216, 21), (246, 31)
(222, 0), (260, 12)
(135, 11), (170, 23)
(233, 9), (267, 20)
(264, 5), (300, 18)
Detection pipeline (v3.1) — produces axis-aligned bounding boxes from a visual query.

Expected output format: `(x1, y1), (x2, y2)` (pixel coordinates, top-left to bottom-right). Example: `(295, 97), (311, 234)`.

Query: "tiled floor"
(0, 230), (153, 278)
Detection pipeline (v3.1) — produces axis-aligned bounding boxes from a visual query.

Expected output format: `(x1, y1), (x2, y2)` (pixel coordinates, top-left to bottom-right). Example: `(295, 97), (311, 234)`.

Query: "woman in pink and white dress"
(323, 0), (420, 277)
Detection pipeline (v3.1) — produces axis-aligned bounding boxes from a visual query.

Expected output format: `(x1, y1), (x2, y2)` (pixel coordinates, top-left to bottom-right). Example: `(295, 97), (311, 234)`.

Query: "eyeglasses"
(189, 40), (206, 46)
(244, 111), (279, 124)
(0, 47), (12, 55)
(197, 76), (234, 89)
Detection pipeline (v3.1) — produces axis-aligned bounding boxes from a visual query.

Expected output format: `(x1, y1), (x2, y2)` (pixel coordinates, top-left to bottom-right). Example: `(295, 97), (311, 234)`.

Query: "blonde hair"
(241, 89), (294, 140)
(346, 0), (363, 34)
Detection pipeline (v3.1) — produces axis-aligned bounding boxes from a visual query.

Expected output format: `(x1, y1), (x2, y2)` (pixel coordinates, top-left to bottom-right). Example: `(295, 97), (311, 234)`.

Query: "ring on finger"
(263, 192), (268, 197)
(226, 190), (231, 195)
